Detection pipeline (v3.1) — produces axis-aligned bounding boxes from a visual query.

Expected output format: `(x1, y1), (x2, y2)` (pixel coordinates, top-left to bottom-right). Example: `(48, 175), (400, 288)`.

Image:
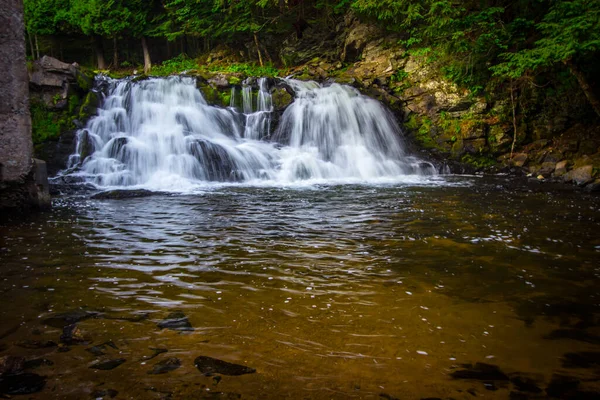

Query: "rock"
(450, 363), (509, 381)
(538, 162), (556, 175)
(42, 310), (100, 328)
(90, 389), (118, 399)
(463, 139), (487, 154)
(545, 329), (600, 344)
(554, 160), (568, 176)
(89, 358), (126, 371)
(0, 373), (46, 395)
(0, 356), (25, 376)
(15, 340), (57, 349)
(584, 179), (600, 192)
(60, 324), (87, 345)
(147, 357), (181, 375)
(561, 352), (600, 369)
(23, 358), (54, 370)
(511, 153), (528, 168)
(509, 374), (542, 393)
(157, 312), (193, 332)
(140, 348), (168, 361)
(194, 356), (256, 376)
(563, 165), (593, 186)
(86, 341), (118, 356)
(91, 189), (166, 200)
(537, 175), (545, 180)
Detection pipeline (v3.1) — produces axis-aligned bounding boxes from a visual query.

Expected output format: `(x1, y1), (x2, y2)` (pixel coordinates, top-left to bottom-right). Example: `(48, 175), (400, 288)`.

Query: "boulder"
(564, 165), (594, 186)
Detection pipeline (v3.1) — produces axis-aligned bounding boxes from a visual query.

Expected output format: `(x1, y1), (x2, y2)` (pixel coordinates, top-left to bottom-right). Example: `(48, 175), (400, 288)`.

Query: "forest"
(23, 0), (600, 117)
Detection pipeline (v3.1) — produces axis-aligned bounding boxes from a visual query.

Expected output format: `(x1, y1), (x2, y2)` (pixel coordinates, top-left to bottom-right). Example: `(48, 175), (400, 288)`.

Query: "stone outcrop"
(0, 0), (51, 211)
(0, 0), (32, 183)
(29, 56), (90, 109)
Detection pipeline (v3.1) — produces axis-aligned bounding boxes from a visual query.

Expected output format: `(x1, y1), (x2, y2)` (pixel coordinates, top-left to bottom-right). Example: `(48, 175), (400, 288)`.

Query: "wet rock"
(140, 347), (168, 361)
(584, 178), (600, 192)
(561, 351), (600, 369)
(92, 189), (167, 200)
(15, 340), (57, 349)
(104, 312), (149, 323)
(546, 374), (580, 398)
(450, 363), (509, 381)
(379, 394), (399, 400)
(147, 357), (181, 375)
(545, 329), (600, 345)
(509, 375), (542, 393)
(157, 312), (193, 332)
(57, 344), (71, 352)
(90, 388), (118, 398)
(194, 356), (256, 376)
(0, 373), (46, 395)
(511, 153), (528, 168)
(0, 356), (25, 376)
(23, 358), (54, 370)
(554, 160), (568, 176)
(89, 358), (126, 371)
(86, 341), (118, 356)
(42, 310), (100, 328)
(563, 165), (594, 186)
(60, 324), (88, 345)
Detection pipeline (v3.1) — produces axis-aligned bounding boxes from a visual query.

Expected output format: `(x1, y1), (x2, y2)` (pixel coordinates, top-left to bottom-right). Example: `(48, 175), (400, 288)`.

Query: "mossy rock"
(132, 74), (150, 82)
(79, 91), (100, 121)
(272, 88), (293, 111)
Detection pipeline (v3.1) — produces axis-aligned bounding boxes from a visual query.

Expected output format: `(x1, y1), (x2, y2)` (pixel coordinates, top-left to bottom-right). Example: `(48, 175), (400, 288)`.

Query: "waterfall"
(64, 75), (437, 190)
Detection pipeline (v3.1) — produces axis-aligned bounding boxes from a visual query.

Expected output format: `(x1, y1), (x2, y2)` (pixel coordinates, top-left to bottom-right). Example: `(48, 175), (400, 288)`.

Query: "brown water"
(1, 176), (599, 399)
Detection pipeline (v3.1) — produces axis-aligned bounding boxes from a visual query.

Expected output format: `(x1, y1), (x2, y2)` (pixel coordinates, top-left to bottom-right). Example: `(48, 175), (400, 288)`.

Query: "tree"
(493, 0), (600, 117)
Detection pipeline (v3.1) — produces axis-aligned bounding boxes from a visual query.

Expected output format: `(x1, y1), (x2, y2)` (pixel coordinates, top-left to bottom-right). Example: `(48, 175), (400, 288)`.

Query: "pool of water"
(1, 176), (599, 399)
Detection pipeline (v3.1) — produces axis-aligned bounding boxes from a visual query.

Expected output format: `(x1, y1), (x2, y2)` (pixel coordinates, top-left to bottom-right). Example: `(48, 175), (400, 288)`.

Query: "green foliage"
(210, 63), (281, 77)
(492, 0), (600, 79)
(152, 54), (199, 76)
(30, 102), (73, 145)
(461, 154), (496, 169)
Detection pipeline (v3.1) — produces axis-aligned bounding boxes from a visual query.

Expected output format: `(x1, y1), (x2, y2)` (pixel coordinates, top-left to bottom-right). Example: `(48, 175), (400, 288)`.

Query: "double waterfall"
(66, 76), (436, 189)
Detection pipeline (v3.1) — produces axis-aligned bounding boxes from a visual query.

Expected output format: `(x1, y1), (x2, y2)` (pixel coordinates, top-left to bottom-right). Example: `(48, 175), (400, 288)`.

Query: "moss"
(30, 101), (75, 145)
(405, 114), (437, 149)
(228, 76), (241, 85)
(75, 70), (94, 92)
(79, 91), (100, 121)
(68, 95), (80, 115)
(461, 154), (496, 169)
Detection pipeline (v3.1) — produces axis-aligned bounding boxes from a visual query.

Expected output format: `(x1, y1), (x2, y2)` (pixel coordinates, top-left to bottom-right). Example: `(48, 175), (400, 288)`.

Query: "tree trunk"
(27, 30), (34, 60)
(142, 36), (151, 74)
(34, 34), (40, 59)
(253, 32), (263, 67)
(565, 58), (600, 118)
(95, 36), (106, 69)
(113, 36), (119, 68)
(166, 38), (172, 59)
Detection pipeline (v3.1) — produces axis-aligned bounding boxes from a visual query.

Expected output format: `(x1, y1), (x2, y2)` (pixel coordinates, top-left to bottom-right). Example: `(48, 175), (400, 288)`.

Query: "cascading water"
(64, 75), (437, 190)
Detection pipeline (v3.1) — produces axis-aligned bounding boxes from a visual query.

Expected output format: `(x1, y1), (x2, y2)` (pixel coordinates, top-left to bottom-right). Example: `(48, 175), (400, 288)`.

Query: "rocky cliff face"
(272, 13), (600, 189)
(0, 0), (32, 183)
(0, 0), (51, 210)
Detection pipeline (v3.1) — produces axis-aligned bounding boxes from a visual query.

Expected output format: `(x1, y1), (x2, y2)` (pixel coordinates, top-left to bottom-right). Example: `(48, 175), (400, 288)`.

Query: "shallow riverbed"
(1, 176), (599, 399)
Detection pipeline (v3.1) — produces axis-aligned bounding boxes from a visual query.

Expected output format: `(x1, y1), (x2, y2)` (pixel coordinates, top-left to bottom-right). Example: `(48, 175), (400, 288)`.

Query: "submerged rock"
(91, 189), (167, 200)
(0, 373), (46, 395)
(86, 341), (119, 356)
(194, 356), (256, 376)
(23, 358), (54, 370)
(89, 358), (126, 371)
(42, 310), (100, 328)
(60, 324), (88, 345)
(90, 388), (118, 398)
(147, 357), (181, 375)
(140, 347), (168, 361)
(561, 352), (600, 369)
(450, 363), (509, 381)
(157, 312), (193, 332)
(0, 356), (25, 376)
(15, 340), (58, 349)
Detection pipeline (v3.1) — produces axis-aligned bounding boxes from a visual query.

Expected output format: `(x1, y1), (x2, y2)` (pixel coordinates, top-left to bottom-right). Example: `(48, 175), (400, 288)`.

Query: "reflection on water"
(1, 176), (599, 399)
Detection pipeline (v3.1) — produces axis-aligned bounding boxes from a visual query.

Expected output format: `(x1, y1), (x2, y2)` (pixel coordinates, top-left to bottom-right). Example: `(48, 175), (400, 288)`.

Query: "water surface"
(1, 177), (599, 399)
